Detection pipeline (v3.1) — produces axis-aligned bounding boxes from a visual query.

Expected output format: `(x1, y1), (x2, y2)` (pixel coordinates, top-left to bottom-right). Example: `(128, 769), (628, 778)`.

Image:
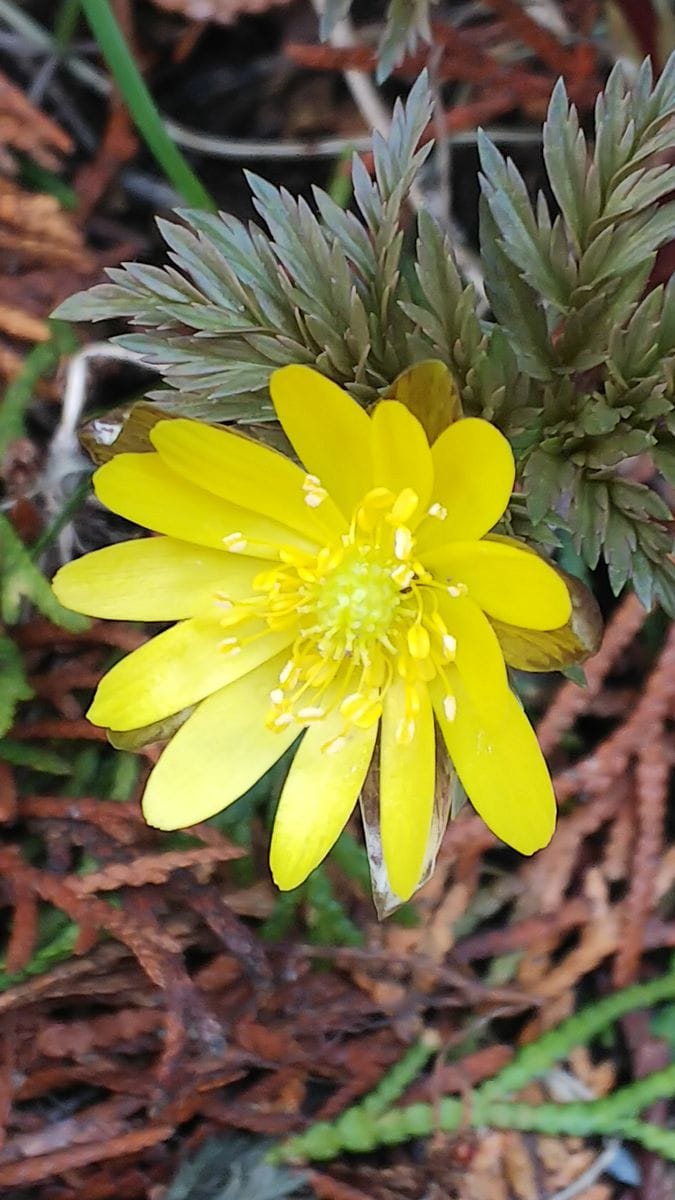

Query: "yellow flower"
(53, 365), (574, 903)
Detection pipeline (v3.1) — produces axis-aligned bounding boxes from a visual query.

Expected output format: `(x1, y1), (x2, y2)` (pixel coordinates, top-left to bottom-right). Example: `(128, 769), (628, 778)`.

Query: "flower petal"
(151, 415), (344, 541)
(270, 706), (377, 890)
(270, 365), (373, 521)
(416, 418), (515, 549)
(94, 452), (314, 558)
(88, 618), (291, 731)
(379, 679), (435, 901)
(142, 652), (300, 829)
(433, 672), (556, 854)
(490, 568), (603, 670)
(424, 539), (572, 630)
(438, 593), (509, 718)
(372, 400), (433, 518)
(52, 536), (261, 620)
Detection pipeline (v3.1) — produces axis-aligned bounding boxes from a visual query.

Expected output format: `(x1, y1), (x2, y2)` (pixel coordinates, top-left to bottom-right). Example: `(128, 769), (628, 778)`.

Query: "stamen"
(428, 502), (448, 520)
(442, 633), (457, 659)
(279, 660), (295, 685)
(394, 526), (414, 561)
(390, 488), (419, 524)
(322, 734), (347, 755)
(223, 479), (470, 742)
(407, 624), (430, 659)
(303, 474), (328, 508)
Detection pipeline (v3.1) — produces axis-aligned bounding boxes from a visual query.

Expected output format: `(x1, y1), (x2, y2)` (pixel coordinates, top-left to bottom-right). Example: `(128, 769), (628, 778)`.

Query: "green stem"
(79, 0), (214, 210)
(479, 960), (675, 1101)
(270, 962), (675, 1165)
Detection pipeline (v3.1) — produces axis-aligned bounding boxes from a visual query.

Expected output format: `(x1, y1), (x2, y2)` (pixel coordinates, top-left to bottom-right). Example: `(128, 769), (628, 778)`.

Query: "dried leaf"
(0, 70), (72, 169)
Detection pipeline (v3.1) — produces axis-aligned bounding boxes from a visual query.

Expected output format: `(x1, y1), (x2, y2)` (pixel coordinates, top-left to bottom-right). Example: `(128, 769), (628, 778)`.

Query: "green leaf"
(0, 514), (89, 631)
(524, 451), (576, 524)
(654, 443), (675, 485)
(0, 636), (33, 738)
(0, 739), (72, 774)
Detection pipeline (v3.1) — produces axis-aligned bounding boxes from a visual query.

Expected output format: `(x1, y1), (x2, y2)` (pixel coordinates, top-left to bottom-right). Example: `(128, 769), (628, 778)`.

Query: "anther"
(390, 488), (419, 524)
(322, 734), (347, 756)
(442, 633), (457, 659)
(394, 527), (414, 561)
(428, 502), (448, 520)
(407, 624), (430, 659)
(303, 474), (328, 508)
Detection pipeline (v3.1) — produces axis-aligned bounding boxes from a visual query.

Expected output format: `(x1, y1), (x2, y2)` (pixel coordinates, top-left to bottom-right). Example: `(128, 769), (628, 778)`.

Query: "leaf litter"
(0, 3), (674, 1198)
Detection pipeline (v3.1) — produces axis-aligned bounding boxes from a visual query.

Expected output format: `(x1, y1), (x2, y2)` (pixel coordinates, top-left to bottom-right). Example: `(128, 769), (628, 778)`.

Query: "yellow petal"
(270, 364), (373, 521)
(88, 617), (291, 731)
(491, 568), (603, 671)
(371, 400), (433, 519)
(270, 706), (377, 890)
(52, 536), (260, 620)
(416, 418), (515, 549)
(151, 416), (344, 542)
(384, 360), (462, 444)
(94, 452), (314, 559)
(425, 539), (572, 630)
(379, 680), (435, 901)
(433, 672), (556, 854)
(438, 593), (509, 718)
(142, 652), (300, 829)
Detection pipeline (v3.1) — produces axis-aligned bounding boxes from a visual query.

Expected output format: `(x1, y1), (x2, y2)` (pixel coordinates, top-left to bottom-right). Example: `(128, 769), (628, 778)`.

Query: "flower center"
(213, 484), (461, 750)
(314, 548), (401, 645)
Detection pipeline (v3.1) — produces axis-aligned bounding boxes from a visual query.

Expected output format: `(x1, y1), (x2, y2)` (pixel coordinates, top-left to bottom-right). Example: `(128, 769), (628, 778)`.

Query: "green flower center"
(315, 549), (401, 643)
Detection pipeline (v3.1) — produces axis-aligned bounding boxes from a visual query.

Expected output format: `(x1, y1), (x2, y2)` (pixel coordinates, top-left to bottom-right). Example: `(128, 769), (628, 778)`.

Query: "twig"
(543, 1140), (628, 1200)
(43, 342), (145, 560)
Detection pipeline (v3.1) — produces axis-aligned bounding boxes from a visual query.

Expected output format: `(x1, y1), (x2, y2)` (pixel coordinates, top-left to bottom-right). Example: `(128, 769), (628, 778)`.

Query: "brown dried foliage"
(0, 78), (97, 384)
(0, 592), (673, 1198)
(287, 0), (602, 129)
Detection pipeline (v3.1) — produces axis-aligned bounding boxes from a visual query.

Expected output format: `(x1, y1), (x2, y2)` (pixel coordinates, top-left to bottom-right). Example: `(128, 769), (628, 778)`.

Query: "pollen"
(210, 486), (469, 749)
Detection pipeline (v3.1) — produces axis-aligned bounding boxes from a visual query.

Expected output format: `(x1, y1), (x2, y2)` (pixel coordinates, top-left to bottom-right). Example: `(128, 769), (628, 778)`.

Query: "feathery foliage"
(56, 57), (675, 613)
(319, 0), (435, 80)
(270, 960), (675, 1164)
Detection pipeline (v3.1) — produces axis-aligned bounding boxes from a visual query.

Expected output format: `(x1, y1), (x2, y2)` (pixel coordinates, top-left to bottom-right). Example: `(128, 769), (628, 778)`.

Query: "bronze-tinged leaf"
(491, 569), (603, 672)
(80, 403), (294, 467)
(108, 705), (195, 752)
(79, 402), (175, 466)
(382, 360), (462, 442)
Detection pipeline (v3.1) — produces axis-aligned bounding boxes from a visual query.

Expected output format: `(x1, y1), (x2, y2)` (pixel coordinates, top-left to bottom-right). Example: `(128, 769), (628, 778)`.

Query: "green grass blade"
(79, 0), (215, 211)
